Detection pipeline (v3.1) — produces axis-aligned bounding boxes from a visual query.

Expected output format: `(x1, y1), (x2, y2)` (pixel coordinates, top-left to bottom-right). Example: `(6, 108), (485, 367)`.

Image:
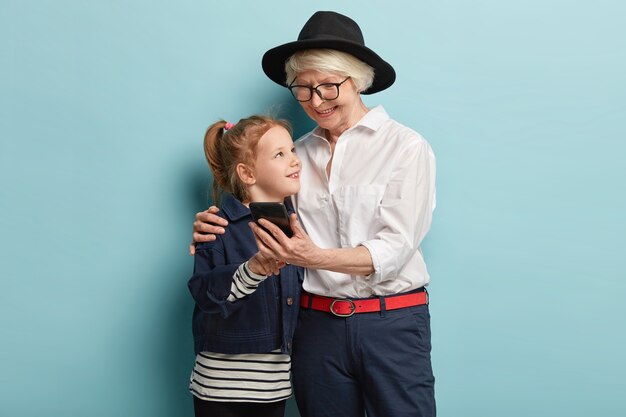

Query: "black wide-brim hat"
(262, 11), (396, 95)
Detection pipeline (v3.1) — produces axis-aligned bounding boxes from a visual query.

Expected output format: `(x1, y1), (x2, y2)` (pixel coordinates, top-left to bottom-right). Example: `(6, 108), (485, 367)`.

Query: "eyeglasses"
(288, 77), (351, 102)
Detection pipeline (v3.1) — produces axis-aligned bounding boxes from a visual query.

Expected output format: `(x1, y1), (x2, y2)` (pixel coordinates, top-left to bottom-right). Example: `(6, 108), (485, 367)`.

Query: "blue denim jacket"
(188, 194), (303, 355)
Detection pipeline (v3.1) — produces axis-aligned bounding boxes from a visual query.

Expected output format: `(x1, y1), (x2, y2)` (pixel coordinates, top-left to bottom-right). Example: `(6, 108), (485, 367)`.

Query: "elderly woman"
(192, 11), (436, 417)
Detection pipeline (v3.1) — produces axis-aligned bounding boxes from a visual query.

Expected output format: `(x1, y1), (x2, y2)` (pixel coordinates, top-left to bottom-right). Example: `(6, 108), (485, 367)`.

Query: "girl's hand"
(189, 206), (229, 255)
(249, 214), (324, 268)
(248, 252), (285, 276)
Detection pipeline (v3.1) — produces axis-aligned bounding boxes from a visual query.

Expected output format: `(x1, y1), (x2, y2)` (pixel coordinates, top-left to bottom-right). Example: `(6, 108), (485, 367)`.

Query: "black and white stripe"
(190, 351), (292, 403)
(227, 262), (266, 302)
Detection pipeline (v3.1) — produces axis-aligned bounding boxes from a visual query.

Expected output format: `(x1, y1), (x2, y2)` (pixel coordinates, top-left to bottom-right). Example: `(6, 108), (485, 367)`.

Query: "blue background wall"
(1, 1), (625, 416)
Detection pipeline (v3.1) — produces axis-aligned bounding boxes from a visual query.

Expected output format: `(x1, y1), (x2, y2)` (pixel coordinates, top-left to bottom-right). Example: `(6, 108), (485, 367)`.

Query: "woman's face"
(292, 70), (367, 137)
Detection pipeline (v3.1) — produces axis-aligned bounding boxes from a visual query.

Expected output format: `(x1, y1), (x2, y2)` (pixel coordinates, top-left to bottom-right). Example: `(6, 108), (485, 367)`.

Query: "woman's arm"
(250, 214), (374, 276)
(358, 138), (436, 283)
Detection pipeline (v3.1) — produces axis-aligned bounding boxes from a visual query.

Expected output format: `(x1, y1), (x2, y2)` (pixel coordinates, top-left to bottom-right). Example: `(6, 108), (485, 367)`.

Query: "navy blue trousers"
(291, 302), (436, 417)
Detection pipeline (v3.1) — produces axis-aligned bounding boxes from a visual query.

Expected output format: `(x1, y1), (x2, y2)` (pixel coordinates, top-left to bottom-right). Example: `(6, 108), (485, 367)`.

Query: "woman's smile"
(314, 106), (337, 117)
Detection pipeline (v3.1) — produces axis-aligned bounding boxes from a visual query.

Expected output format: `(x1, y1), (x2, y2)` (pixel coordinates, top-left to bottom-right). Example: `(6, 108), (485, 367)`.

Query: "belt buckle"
(330, 299), (356, 317)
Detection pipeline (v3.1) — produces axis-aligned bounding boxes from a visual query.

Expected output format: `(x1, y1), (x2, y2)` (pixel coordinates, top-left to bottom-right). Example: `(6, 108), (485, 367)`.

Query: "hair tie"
(224, 122), (235, 131)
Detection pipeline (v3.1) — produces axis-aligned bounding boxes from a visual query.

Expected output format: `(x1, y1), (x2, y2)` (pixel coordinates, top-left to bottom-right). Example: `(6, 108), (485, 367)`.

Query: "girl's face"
(246, 125), (301, 203)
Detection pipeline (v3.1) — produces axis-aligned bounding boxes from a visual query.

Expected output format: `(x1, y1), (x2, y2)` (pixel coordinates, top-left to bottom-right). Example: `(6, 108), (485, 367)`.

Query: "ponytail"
(203, 120), (228, 205)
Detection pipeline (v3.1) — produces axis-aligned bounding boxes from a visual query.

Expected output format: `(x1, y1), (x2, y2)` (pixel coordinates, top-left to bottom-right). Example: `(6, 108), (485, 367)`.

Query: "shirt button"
(287, 297), (294, 306)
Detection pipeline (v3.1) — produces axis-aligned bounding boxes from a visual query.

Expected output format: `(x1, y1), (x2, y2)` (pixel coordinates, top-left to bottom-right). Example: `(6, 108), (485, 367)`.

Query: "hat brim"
(262, 39), (396, 95)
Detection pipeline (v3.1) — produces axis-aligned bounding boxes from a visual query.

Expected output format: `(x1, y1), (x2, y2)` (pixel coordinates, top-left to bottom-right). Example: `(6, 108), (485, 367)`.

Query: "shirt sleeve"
(359, 136), (436, 284)
(226, 262), (268, 302)
(188, 241), (267, 318)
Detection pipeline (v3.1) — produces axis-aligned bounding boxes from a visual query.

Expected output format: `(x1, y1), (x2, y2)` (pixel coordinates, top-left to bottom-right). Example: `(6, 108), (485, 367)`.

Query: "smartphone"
(249, 202), (293, 238)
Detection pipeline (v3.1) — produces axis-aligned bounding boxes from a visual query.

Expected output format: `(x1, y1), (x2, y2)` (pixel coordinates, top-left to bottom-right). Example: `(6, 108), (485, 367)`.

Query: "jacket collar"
(220, 194), (251, 222)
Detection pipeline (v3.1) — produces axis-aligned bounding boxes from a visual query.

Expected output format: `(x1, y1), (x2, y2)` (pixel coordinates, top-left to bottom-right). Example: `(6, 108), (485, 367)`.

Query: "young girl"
(188, 116), (302, 417)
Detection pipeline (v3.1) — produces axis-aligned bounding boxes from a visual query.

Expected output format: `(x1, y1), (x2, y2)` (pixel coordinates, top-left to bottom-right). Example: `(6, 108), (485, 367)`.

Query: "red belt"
(300, 290), (427, 317)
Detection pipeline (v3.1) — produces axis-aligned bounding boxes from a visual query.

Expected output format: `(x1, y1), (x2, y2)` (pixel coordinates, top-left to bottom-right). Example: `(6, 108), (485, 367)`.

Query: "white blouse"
(293, 105), (437, 298)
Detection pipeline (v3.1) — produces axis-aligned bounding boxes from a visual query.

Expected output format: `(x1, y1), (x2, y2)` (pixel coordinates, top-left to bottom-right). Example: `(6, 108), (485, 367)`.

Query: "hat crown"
(261, 11), (395, 94)
(298, 11), (365, 45)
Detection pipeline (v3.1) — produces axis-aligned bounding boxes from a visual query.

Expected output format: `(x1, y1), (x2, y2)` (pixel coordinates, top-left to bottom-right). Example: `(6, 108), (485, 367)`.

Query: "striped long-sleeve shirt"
(189, 262), (292, 403)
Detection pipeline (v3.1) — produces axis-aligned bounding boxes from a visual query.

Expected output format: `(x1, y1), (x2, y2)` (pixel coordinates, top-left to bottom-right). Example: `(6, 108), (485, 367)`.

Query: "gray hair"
(284, 49), (375, 93)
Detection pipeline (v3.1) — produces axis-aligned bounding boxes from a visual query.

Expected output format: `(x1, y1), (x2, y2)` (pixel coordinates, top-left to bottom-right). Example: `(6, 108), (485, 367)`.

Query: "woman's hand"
(189, 206), (229, 255)
(249, 214), (324, 268)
